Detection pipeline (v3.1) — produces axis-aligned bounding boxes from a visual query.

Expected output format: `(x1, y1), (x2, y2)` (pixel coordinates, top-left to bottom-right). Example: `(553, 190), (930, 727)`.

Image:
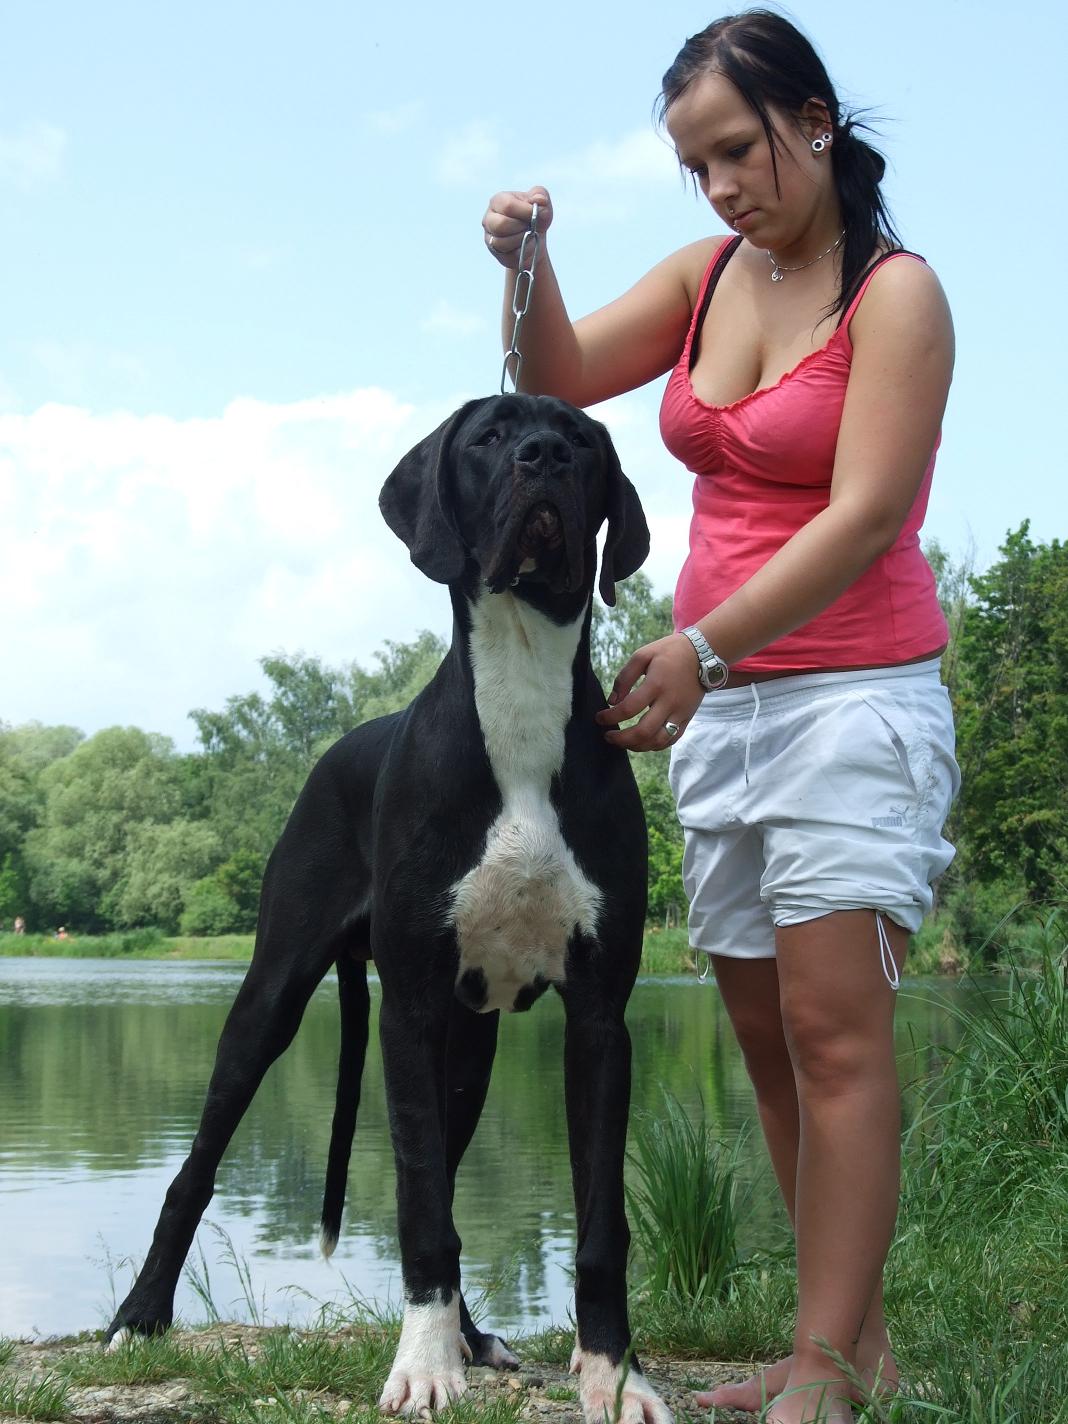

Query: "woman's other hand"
(483, 187), (552, 268)
(595, 634), (707, 752)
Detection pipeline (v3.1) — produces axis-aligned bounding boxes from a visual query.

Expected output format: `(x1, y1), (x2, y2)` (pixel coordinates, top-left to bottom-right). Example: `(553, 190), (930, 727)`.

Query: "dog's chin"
(481, 501), (586, 596)
(482, 544), (579, 596)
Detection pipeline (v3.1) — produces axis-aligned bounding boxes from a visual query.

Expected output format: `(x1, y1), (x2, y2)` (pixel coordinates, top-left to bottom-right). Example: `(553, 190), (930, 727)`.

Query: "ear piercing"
(811, 131), (833, 153)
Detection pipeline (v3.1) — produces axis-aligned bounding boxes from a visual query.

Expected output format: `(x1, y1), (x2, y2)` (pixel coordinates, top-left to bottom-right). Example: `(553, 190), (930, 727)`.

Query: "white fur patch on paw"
(571, 1346), (674, 1424)
(104, 1328), (131, 1354)
(379, 1297), (468, 1416)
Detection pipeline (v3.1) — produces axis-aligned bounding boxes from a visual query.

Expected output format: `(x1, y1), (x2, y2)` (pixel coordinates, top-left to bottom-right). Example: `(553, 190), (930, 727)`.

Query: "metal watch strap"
(678, 626), (729, 691)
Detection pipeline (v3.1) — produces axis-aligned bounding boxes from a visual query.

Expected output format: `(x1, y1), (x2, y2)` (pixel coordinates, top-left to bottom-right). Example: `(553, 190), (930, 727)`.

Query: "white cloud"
(420, 300), (487, 337)
(436, 121), (501, 186)
(545, 128), (678, 187)
(0, 387), (684, 747)
(0, 120), (67, 187)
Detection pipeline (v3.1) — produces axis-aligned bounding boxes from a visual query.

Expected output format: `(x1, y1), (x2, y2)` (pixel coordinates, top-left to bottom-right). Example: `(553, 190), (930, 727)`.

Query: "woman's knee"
(711, 955), (793, 1086)
(779, 992), (894, 1092)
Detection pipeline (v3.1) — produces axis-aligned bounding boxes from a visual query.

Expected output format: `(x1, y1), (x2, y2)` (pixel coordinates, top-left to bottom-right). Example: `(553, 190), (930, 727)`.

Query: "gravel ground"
(2, 1327), (755, 1423)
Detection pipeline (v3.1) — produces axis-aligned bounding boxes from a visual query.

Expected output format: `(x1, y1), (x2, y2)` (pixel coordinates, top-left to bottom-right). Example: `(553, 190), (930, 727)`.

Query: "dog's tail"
(319, 950), (371, 1258)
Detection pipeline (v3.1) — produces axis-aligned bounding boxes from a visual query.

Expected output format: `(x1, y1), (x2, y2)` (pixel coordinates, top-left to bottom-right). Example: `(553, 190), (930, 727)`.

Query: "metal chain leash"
(500, 202), (540, 394)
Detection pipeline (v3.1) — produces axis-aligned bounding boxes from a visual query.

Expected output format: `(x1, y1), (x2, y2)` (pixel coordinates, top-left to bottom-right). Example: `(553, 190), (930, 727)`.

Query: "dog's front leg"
(377, 964), (469, 1415)
(561, 970), (674, 1424)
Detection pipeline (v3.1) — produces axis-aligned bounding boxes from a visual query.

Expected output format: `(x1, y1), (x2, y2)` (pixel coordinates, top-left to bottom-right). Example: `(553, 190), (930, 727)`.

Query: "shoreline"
(0, 925), (966, 976)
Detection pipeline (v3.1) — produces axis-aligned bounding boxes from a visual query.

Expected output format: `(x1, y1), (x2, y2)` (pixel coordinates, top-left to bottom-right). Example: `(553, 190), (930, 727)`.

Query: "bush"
(180, 878), (245, 936)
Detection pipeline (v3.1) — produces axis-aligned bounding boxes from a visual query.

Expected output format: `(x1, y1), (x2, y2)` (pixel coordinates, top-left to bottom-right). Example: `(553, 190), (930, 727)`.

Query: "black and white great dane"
(103, 393), (672, 1424)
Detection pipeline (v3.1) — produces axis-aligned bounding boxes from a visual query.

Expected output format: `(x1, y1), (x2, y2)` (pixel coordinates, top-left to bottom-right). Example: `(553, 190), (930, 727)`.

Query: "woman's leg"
(762, 910), (906, 1424)
(699, 943), (899, 1414)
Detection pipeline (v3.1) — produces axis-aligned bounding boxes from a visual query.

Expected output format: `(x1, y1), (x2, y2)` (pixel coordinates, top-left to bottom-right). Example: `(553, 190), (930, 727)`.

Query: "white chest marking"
(448, 591), (602, 1011)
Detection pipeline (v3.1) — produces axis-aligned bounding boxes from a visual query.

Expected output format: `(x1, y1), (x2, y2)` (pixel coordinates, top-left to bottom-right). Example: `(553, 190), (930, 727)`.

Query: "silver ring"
(664, 721), (681, 739)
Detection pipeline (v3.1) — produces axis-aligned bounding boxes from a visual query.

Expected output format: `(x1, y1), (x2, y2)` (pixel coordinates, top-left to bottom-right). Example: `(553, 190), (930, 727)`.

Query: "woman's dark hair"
(657, 10), (901, 317)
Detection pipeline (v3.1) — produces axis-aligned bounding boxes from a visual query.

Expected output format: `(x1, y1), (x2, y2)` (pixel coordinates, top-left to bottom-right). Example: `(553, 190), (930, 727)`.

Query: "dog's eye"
(570, 431), (592, 448)
(474, 428), (502, 447)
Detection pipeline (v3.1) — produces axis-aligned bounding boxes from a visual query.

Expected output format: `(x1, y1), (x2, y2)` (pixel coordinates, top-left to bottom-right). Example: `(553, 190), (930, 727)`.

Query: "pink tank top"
(659, 236), (948, 670)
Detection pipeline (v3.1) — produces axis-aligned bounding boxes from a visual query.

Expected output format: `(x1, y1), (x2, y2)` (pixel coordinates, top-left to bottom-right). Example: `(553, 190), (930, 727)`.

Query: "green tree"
(590, 571), (674, 695)
(347, 631), (447, 725)
(24, 727), (185, 930)
(113, 820), (223, 932)
(591, 573), (684, 923)
(0, 722), (84, 929)
(952, 525), (1068, 902)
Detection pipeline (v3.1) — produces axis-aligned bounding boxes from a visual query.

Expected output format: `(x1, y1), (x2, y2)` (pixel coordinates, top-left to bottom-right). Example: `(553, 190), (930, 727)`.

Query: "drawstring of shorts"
(876, 912), (900, 991)
(698, 916), (900, 988)
(743, 682), (761, 786)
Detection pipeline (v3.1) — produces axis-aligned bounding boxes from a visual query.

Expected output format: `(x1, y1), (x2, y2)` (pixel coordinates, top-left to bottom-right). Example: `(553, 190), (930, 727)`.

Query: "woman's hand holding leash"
(483, 187), (552, 268)
(596, 634), (707, 753)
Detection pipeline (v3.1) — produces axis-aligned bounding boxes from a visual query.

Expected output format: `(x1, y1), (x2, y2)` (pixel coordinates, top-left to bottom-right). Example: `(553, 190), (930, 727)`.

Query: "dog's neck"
(462, 588), (587, 791)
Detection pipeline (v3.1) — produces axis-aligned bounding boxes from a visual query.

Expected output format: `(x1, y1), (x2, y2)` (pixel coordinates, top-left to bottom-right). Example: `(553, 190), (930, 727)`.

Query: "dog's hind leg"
(104, 915), (341, 1345)
(442, 1001), (519, 1370)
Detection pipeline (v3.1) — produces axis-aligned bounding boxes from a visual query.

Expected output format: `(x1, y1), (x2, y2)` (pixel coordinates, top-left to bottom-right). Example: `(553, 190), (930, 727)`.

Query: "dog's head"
(378, 394), (649, 606)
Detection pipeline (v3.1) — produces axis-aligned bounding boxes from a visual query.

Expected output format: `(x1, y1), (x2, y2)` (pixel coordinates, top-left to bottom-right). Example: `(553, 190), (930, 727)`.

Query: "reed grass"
(627, 1092), (747, 1304)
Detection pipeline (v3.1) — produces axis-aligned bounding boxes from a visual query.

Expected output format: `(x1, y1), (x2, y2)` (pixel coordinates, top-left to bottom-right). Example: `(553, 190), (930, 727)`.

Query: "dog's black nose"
(513, 431), (572, 470)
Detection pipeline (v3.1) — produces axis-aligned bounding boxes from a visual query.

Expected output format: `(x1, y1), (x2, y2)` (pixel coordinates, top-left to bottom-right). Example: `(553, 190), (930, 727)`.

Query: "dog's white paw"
(379, 1298), (468, 1416)
(104, 1328), (132, 1353)
(570, 1346), (674, 1424)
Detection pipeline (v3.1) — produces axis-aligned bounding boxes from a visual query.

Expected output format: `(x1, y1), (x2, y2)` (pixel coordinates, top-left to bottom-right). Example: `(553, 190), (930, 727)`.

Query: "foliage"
(113, 820), (223, 933)
(180, 850), (265, 936)
(950, 524), (1068, 904)
(23, 727), (186, 932)
(592, 573), (683, 923)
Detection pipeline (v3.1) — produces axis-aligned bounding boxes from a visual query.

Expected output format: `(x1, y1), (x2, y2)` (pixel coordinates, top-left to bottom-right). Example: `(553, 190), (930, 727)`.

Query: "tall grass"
(626, 1092), (746, 1303)
(908, 910), (1068, 1222)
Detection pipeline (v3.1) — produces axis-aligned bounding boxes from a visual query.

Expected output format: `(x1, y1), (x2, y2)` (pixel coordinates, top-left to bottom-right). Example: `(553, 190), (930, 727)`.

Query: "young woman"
(482, 11), (959, 1424)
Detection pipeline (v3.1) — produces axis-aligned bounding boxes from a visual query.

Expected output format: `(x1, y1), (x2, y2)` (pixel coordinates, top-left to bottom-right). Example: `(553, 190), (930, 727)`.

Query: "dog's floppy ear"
(379, 398), (488, 584)
(594, 421), (650, 607)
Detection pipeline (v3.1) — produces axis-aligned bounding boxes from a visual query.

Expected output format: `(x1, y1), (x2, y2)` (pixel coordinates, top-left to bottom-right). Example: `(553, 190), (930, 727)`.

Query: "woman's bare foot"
(694, 1339), (898, 1412)
(763, 1376), (853, 1424)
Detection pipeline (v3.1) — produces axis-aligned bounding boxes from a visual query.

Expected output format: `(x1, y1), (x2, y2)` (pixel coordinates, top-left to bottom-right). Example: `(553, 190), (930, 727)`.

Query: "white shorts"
(668, 659), (960, 962)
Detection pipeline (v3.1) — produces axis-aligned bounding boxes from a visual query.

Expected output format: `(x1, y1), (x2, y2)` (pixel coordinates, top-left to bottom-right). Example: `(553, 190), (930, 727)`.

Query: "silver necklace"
(768, 229), (845, 283)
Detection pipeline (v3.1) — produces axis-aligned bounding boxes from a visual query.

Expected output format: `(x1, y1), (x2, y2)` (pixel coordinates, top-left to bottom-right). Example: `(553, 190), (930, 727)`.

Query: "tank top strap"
(686, 234), (743, 370)
(835, 248), (927, 329)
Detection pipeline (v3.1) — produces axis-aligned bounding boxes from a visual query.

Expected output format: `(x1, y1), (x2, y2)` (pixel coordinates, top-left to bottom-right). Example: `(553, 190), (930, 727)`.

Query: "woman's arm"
(597, 257), (955, 750)
(484, 186), (712, 406)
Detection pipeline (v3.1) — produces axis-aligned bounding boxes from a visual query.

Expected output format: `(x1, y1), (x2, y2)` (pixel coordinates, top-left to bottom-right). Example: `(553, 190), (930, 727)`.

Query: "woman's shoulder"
(668, 233), (738, 307)
(846, 248), (954, 365)
(847, 249), (952, 338)
(855, 247), (948, 307)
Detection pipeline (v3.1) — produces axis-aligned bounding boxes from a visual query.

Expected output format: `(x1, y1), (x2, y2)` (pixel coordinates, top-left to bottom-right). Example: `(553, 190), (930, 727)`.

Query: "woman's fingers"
(603, 700), (688, 753)
(483, 188), (552, 266)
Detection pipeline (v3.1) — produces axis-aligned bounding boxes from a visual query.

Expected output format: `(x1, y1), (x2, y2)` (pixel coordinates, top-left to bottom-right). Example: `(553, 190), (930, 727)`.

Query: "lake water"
(0, 958), (972, 1341)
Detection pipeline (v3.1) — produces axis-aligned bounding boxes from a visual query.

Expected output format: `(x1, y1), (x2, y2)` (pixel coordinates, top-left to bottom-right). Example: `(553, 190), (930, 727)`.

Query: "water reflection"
(0, 959), (971, 1339)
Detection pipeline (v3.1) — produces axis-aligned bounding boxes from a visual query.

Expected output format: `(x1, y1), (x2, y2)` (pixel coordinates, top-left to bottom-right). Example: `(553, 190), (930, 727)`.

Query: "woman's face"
(665, 69), (834, 250)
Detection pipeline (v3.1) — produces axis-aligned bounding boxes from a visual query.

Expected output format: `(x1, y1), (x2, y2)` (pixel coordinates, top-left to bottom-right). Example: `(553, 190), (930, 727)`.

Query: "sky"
(1, 0), (1063, 750)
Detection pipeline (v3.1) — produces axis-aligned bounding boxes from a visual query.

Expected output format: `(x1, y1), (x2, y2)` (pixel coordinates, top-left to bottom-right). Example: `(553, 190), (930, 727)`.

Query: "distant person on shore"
(14, 915), (26, 935)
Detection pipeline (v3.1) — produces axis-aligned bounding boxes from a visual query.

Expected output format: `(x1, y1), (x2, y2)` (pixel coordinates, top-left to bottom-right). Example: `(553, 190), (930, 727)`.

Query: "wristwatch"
(678, 626), (730, 691)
